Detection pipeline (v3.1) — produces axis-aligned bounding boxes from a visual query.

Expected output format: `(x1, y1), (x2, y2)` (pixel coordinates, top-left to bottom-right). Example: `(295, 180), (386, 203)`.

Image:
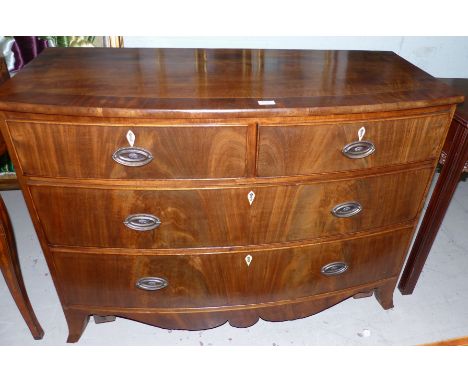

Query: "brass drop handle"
(124, 214), (161, 231)
(342, 140), (375, 159)
(331, 201), (362, 218)
(136, 277), (168, 291)
(321, 262), (348, 276)
(112, 146), (153, 167)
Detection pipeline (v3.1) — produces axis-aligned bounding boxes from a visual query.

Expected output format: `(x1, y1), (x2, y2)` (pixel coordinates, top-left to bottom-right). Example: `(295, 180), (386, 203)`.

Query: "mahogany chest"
(0, 48), (463, 342)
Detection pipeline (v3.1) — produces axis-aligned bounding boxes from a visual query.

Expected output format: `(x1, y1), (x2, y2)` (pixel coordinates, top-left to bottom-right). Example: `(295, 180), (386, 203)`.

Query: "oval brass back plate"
(342, 141), (375, 159)
(112, 146), (153, 167)
(124, 214), (161, 231)
(321, 262), (349, 276)
(331, 201), (362, 218)
(136, 277), (168, 291)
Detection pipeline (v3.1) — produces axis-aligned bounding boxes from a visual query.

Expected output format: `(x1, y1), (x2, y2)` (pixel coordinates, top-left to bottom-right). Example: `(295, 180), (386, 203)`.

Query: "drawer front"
(250, 167), (432, 243)
(7, 121), (248, 179)
(30, 168), (431, 249)
(30, 186), (251, 249)
(53, 227), (413, 309)
(257, 113), (450, 176)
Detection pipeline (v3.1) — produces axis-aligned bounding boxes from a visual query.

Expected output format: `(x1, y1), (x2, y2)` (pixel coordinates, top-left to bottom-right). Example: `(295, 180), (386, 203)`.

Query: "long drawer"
(257, 113), (450, 176)
(53, 227), (413, 309)
(6, 121), (249, 179)
(31, 168), (432, 249)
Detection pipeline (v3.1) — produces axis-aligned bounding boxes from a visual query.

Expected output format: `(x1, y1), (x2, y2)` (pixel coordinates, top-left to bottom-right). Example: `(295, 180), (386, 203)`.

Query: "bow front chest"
(0, 48), (463, 342)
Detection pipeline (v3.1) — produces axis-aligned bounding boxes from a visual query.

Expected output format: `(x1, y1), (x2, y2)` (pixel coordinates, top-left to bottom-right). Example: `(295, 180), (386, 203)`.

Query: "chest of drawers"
(0, 48), (463, 342)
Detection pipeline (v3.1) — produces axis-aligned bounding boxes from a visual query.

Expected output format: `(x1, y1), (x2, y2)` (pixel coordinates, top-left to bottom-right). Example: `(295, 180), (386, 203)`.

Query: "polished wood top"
(0, 48), (463, 118)
(439, 78), (468, 124)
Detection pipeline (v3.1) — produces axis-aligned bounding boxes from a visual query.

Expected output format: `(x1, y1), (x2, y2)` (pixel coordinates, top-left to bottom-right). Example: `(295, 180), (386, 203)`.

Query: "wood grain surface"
(29, 168), (431, 249)
(258, 113), (449, 176)
(0, 48), (462, 342)
(399, 90), (468, 294)
(62, 277), (398, 342)
(0, 48), (463, 118)
(53, 227), (412, 309)
(7, 120), (249, 179)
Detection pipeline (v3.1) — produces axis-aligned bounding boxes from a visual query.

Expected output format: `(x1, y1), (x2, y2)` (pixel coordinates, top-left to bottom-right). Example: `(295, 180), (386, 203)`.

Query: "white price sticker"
(257, 100), (276, 106)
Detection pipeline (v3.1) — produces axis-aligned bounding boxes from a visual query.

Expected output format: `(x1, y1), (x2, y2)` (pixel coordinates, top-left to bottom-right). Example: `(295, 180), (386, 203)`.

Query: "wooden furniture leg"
(0, 195), (44, 339)
(375, 278), (396, 310)
(398, 120), (468, 295)
(64, 309), (90, 343)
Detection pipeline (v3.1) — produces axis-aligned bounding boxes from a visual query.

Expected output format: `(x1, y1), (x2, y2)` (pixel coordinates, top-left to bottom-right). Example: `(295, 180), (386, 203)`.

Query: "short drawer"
(257, 113), (450, 176)
(30, 168), (432, 249)
(6, 120), (248, 179)
(53, 227), (413, 309)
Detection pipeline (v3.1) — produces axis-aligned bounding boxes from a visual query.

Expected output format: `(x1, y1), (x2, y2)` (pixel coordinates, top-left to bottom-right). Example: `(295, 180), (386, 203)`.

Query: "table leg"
(398, 121), (468, 295)
(0, 195), (44, 339)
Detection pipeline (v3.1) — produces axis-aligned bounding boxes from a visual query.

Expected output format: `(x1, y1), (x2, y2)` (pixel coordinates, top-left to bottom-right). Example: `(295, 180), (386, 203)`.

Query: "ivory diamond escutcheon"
(248, 190), (255, 205)
(358, 126), (366, 141)
(126, 130), (136, 147)
(245, 255), (253, 266)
